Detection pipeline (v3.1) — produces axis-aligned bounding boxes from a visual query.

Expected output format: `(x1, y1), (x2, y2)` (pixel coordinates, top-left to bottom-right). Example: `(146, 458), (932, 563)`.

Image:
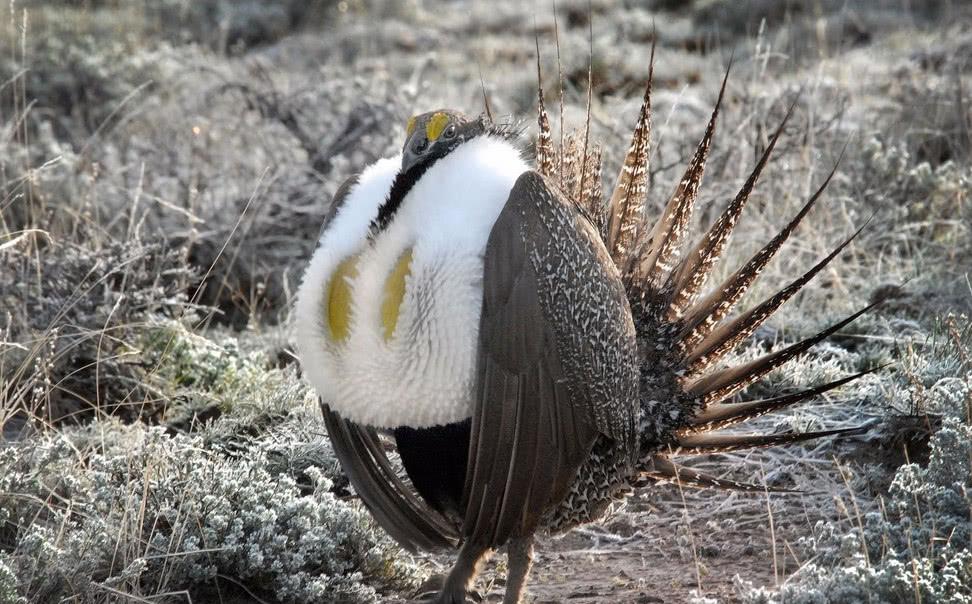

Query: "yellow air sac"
(326, 256), (359, 343)
(381, 249), (413, 341)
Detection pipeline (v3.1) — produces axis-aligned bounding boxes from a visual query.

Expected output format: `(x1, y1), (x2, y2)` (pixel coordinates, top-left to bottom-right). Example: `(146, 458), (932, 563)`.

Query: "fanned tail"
(532, 45), (880, 493)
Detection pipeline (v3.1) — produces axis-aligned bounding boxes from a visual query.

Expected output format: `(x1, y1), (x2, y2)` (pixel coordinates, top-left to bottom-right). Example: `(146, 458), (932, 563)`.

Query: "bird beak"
(402, 144), (422, 172)
(402, 133), (430, 172)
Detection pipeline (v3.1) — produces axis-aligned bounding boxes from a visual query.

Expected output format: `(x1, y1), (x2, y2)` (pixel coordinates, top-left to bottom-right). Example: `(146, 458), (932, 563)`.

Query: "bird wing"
(316, 174), (359, 238)
(461, 171), (639, 548)
(321, 404), (460, 551)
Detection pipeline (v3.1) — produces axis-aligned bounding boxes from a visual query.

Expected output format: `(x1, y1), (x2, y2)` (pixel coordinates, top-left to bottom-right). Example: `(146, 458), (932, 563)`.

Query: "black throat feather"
(369, 122), (527, 237)
(369, 160), (433, 237)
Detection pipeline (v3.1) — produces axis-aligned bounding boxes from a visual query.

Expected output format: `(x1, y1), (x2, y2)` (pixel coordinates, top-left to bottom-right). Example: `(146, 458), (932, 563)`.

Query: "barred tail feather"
(684, 222), (866, 373)
(638, 456), (793, 492)
(683, 367), (882, 433)
(560, 132), (579, 199)
(535, 35), (556, 178)
(665, 99), (796, 320)
(576, 15), (595, 205)
(676, 162), (840, 354)
(580, 143), (605, 234)
(553, 0), (566, 188)
(627, 65), (729, 294)
(685, 303), (878, 406)
(605, 40), (655, 268)
(671, 426), (869, 455)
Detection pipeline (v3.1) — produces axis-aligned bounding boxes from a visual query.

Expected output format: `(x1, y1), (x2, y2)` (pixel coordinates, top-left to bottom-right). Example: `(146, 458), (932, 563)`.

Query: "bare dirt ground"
(400, 452), (875, 604)
(399, 488), (813, 604)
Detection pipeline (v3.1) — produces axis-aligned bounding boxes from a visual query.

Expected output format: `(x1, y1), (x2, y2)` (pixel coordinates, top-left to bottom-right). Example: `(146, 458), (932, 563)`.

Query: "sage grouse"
(294, 48), (873, 604)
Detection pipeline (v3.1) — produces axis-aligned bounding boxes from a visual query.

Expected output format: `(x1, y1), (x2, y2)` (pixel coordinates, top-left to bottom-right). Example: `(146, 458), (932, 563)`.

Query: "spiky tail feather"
(533, 57), (877, 492)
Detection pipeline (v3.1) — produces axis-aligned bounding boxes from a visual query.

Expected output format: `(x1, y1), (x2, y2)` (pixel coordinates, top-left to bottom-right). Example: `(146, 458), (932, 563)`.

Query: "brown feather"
(637, 456), (790, 492)
(578, 143), (605, 231)
(535, 34), (556, 178)
(665, 99), (796, 319)
(685, 222), (866, 372)
(683, 367), (882, 433)
(627, 65), (730, 296)
(605, 41), (655, 267)
(576, 15), (594, 203)
(672, 425), (869, 455)
(553, 0), (566, 188)
(685, 303), (878, 405)
(560, 132), (579, 198)
(676, 160), (841, 353)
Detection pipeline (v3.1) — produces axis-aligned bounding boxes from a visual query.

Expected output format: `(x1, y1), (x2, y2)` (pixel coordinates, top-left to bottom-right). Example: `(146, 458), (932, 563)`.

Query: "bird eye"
(443, 124), (457, 139)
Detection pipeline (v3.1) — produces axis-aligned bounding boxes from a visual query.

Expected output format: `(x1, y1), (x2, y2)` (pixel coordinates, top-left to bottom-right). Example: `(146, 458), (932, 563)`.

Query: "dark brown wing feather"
(321, 404), (460, 552)
(461, 171), (639, 548)
(315, 174), (359, 240)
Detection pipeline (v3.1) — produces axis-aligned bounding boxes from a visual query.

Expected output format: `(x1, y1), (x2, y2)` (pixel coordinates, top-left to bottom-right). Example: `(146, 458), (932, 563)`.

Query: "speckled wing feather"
(461, 171), (640, 548)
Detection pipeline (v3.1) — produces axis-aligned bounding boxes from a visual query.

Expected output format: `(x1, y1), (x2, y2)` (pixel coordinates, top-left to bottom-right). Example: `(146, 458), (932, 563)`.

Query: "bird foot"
(410, 591), (481, 604)
(410, 575), (482, 604)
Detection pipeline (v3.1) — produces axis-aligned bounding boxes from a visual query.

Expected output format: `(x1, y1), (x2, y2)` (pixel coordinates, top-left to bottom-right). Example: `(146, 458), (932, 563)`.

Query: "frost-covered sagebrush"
(0, 419), (419, 603)
(0, 319), (419, 603)
(0, 237), (193, 428)
(739, 350), (972, 604)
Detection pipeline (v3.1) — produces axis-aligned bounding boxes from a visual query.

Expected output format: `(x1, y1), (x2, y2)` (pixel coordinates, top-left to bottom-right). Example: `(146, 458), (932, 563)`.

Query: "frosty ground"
(1, 1), (970, 603)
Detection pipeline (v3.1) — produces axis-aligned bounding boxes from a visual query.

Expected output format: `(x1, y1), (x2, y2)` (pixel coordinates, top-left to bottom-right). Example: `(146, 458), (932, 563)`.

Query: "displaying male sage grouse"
(294, 48), (874, 604)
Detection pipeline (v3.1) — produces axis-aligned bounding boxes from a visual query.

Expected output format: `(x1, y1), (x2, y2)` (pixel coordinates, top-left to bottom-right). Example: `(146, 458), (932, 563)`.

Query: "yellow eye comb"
(425, 112), (450, 141)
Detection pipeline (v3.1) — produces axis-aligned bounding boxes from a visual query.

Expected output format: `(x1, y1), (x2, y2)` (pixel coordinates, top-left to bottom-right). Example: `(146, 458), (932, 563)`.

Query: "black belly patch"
(394, 419), (471, 515)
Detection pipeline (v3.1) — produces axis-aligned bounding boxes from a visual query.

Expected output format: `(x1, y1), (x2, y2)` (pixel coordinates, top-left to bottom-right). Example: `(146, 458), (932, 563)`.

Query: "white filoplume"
(294, 136), (530, 429)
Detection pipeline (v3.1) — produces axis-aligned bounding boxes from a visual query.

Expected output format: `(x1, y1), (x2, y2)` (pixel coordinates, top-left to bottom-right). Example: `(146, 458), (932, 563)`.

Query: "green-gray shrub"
(738, 381), (972, 604)
(0, 558), (18, 604)
(0, 421), (419, 603)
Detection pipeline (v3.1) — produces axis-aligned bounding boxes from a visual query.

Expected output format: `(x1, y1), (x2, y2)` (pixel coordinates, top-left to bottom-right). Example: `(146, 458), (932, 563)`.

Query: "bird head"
(401, 110), (489, 173)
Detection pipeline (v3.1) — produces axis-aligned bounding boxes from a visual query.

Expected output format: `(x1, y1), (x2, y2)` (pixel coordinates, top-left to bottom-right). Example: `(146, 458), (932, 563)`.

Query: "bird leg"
(412, 541), (491, 604)
(503, 536), (535, 604)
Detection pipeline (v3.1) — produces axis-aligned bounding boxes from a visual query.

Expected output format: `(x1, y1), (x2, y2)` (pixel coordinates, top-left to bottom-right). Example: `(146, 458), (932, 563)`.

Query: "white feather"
(295, 136), (529, 428)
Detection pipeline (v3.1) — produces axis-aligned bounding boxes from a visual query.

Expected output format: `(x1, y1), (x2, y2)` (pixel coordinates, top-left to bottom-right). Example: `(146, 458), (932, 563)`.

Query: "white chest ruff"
(295, 137), (529, 429)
